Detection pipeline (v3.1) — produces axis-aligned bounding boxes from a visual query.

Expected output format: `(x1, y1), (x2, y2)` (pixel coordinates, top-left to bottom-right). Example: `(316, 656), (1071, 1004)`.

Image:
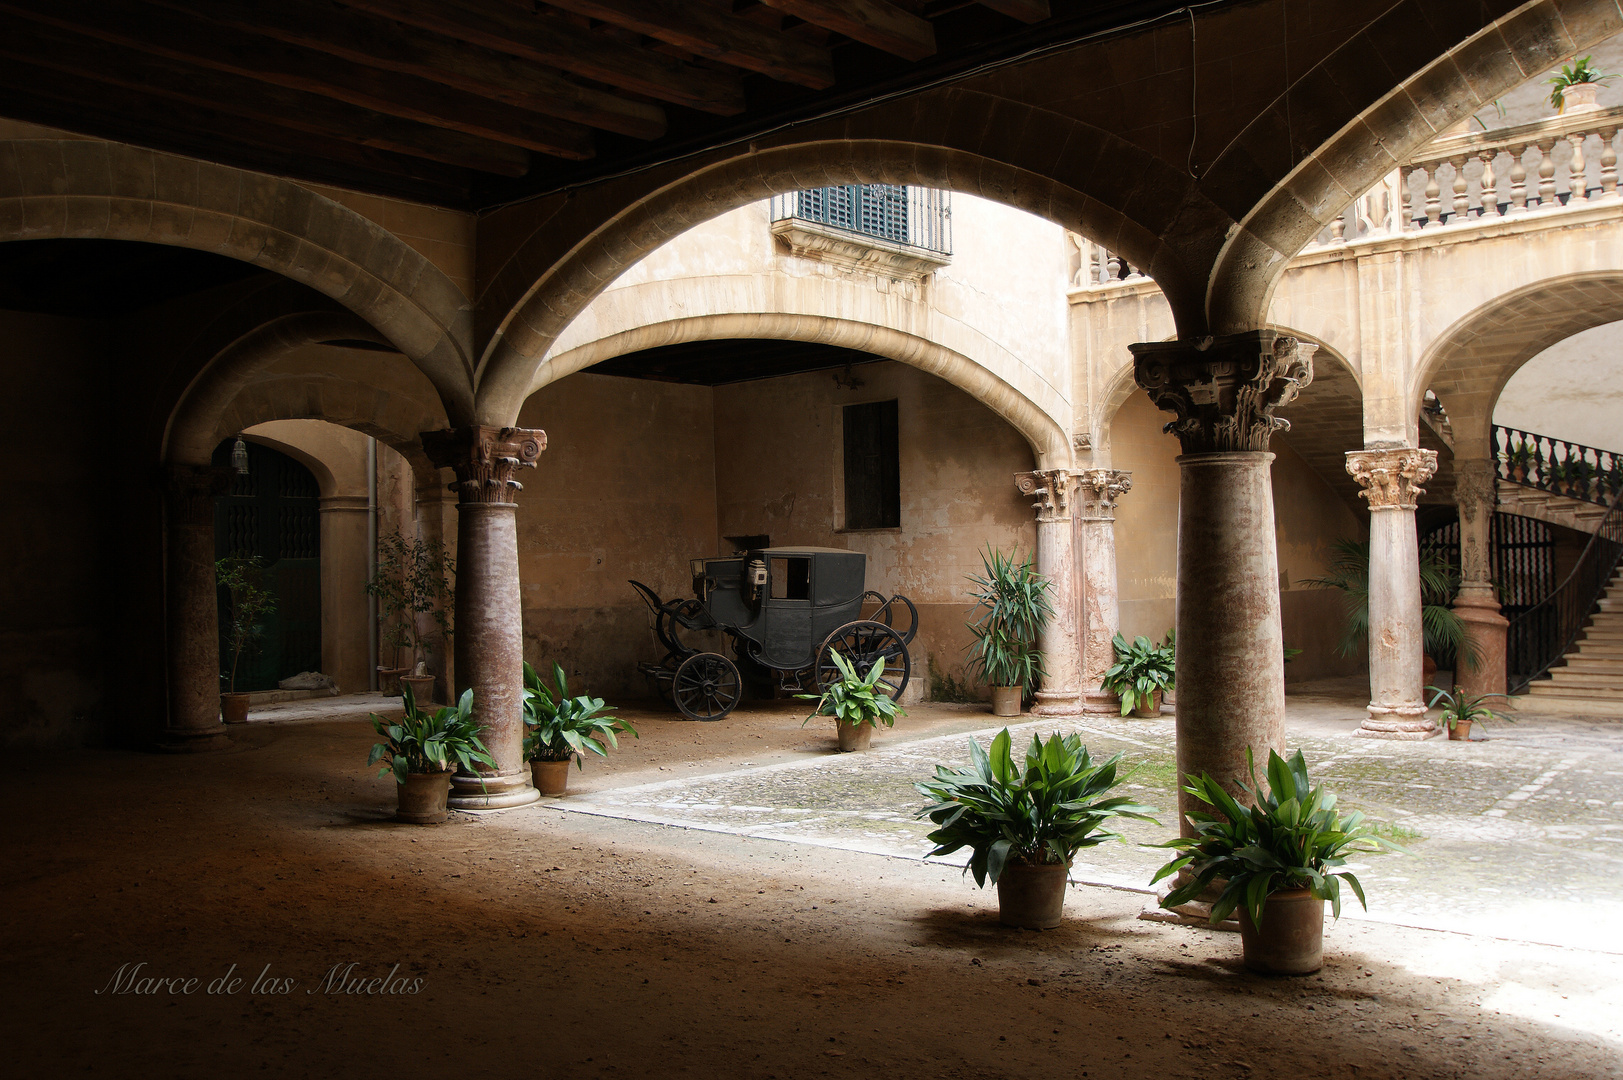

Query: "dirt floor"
(5, 693), (1622, 1079)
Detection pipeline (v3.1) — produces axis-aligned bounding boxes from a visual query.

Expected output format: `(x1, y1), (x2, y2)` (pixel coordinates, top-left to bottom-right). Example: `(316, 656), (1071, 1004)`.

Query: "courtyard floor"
(6, 680), (1622, 1078)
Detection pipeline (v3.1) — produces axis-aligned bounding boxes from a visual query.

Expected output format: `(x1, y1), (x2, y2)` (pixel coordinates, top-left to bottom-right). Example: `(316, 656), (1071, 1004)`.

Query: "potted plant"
(1426, 685), (1515, 741)
(799, 651), (906, 752)
(216, 556), (276, 724)
(1545, 458), (1572, 496)
(1101, 631), (1176, 716)
(1549, 55), (1615, 113)
(916, 729), (1158, 929)
(964, 546), (1054, 717)
(1502, 440), (1534, 483)
(367, 685), (495, 824)
(1152, 748), (1405, 974)
(522, 661), (636, 796)
(366, 533), (455, 703)
(1569, 457), (1598, 500)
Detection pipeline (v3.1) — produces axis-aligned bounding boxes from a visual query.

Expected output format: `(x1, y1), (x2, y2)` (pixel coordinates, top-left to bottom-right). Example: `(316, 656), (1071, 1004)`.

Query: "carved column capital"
(164, 464), (234, 528)
(1014, 469), (1081, 523)
(1130, 331), (1316, 455)
(421, 426), (547, 505)
(1076, 469), (1132, 521)
(1345, 448), (1438, 511)
(1453, 458), (1499, 525)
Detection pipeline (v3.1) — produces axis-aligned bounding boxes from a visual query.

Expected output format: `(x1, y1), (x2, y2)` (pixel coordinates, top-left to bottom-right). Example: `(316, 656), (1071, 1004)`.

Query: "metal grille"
(770, 185), (951, 255)
(279, 504), (319, 560)
(1420, 512), (1556, 673)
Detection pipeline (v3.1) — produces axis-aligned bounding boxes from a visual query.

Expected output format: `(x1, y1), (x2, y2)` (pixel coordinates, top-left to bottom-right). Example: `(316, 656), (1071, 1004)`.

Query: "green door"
(213, 440), (322, 692)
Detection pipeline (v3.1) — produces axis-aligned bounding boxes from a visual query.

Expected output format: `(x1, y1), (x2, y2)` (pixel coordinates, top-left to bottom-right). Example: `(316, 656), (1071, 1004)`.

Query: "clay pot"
(1448, 718), (1473, 741)
(395, 771), (451, 824)
(836, 721), (873, 753)
(995, 861), (1069, 929)
(220, 692), (251, 725)
(990, 685), (1022, 717)
(531, 758), (571, 796)
(1238, 887), (1325, 975)
(1132, 690), (1163, 718)
(399, 674), (437, 706)
(1562, 81), (1602, 112)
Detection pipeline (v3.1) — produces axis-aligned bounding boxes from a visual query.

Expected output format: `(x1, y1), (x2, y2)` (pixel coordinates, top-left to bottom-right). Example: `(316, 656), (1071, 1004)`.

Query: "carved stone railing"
(1493, 424), (1623, 507)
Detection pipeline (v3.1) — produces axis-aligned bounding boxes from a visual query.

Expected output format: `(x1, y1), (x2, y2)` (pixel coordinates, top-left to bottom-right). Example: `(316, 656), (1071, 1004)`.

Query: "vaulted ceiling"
(0, 0), (1201, 207)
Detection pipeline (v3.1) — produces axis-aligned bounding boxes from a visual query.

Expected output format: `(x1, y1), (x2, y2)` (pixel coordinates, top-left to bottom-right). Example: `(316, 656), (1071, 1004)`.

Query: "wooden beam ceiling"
(757, 1), (936, 62)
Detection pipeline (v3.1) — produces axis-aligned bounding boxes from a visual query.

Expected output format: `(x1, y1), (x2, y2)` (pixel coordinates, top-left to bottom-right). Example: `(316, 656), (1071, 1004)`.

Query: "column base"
(1455, 593), (1509, 698)
(448, 769), (540, 810)
(1355, 705), (1439, 740)
(157, 726), (233, 753)
(1031, 690), (1082, 716)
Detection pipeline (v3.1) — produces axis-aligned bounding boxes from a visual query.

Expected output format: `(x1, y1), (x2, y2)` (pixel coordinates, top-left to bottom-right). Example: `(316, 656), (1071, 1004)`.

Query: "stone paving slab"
(548, 710), (1623, 953)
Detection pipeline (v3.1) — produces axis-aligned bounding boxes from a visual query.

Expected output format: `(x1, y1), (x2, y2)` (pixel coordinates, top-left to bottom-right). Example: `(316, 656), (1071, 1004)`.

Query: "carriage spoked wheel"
(672, 652), (742, 722)
(815, 620), (911, 701)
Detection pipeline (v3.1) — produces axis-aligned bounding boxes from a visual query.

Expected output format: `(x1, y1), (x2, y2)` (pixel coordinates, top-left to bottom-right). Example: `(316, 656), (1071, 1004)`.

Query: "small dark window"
(843, 400), (900, 530)
(726, 534), (770, 553)
(769, 557), (811, 600)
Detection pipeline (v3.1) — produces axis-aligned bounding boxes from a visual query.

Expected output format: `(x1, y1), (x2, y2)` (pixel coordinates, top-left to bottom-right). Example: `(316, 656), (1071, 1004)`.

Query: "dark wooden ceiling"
(586, 337), (883, 385)
(0, 0), (1197, 208)
(0, 239), (267, 316)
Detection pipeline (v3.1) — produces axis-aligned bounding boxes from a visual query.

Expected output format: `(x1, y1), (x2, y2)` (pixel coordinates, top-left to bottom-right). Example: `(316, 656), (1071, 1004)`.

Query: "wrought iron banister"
(1507, 491), (1623, 693)
(1492, 424), (1623, 506)
(770, 185), (951, 256)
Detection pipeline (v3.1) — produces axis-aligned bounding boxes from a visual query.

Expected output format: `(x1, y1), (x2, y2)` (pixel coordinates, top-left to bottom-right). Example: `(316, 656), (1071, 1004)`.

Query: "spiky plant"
(964, 545), (1054, 694)
(1299, 538), (1480, 670)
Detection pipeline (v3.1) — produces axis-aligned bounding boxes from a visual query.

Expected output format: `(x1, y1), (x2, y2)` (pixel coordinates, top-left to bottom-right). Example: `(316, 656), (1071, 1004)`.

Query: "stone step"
(1562, 657), (1623, 672)
(1573, 646), (1623, 660)
(1527, 682), (1623, 699)
(1544, 671), (1623, 688)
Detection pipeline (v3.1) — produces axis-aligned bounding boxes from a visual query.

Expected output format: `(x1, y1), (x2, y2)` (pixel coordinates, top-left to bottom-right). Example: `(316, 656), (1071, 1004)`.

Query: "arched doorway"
(211, 438), (321, 692)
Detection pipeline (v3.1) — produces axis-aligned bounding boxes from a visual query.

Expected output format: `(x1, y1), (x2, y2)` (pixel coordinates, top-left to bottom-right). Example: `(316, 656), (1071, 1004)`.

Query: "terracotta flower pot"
(1132, 690), (1163, 718)
(399, 674), (437, 705)
(836, 721), (873, 753)
(990, 685), (1022, 717)
(395, 771), (451, 825)
(996, 861), (1069, 929)
(220, 692), (251, 725)
(1238, 888), (1325, 975)
(1447, 718), (1473, 741)
(1562, 81), (1602, 112)
(531, 758), (571, 796)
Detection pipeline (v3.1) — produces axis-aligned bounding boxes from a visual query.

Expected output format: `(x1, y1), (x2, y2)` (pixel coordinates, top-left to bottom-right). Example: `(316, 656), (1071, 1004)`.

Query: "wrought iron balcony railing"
(1493, 424), (1623, 507)
(770, 185), (951, 256)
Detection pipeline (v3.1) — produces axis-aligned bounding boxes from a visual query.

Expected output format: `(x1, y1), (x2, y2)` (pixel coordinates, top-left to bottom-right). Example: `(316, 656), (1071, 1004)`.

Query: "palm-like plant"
(964, 546), (1054, 694)
(1549, 55), (1616, 110)
(1426, 685), (1515, 732)
(916, 729), (1158, 887)
(1152, 748), (1405, 928)
(798, 652), (906, 729)
(1299, 538), (1479, 670)
(368, 686), (495, 784)
(522, 661), (636, 768)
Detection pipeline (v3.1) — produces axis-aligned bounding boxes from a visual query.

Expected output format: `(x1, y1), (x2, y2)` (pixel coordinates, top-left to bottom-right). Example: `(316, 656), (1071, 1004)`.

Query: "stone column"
(1131, 332), (1315, 822)
(1347, 448), (1440, 739)
(160, 464), (234, 752)
(1077, 470), (1132, 712)
(421, 426), (546, 810)
(1014, 470), (1083, 716)
(1453, 458), (1508, 697)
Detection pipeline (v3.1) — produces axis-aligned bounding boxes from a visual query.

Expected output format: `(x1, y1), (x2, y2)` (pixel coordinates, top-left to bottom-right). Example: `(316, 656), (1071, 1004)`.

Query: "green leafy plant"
(1101, 631), (1176, 715)
(1549, 55), (1616, 110)
(964, 545), (1054, 694)
(799, 651), (906, 729)
(1569, 457), (1597, 493)
(1152, 748), (1406, 928)
(916, 729), (1158, 887)
(522, 661), (636, 768)
(1425, 685), (1515, 732)
(216, 555), (277, 694)
(366, 533), (456, 672)
(1502, 440), (1535, 476)
(1299, 538), (1479, 670)
(368, 685), (495, 784)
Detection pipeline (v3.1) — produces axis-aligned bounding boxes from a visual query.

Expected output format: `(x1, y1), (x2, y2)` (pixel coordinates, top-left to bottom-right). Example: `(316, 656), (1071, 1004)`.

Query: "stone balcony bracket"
(771, 217), (951, 282)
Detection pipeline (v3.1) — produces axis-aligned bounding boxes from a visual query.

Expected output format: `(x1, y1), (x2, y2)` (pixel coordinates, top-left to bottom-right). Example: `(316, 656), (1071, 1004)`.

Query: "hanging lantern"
(231, 437), (250, 475)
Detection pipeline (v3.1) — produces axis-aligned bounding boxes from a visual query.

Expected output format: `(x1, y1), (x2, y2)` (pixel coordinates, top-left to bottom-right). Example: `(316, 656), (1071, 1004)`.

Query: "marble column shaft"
(1132, 331), (1315, 825)
(1453, 458), (1508, 697)
(1347, 447), (1440, 739)
(1077, 470), (1131, 712)
(162, 464), (234, 752)
(422, 426), (546, 810)
(1015, 470), (1083, 716)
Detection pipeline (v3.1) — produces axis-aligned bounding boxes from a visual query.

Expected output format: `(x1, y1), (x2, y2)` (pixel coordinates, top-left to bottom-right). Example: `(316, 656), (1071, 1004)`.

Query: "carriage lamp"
(231, 436), (250, 475)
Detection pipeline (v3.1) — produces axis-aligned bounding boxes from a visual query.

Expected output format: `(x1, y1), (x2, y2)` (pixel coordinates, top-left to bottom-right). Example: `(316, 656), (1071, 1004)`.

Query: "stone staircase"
(1495, 481), (1612, 536)
(1525, 567), (1623, 703)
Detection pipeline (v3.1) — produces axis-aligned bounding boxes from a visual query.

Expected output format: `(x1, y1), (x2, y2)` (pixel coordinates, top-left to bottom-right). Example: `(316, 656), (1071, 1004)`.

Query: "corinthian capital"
(1345, 448), (1438, 511)
(421, 426), (547, 505)
(1130, 331), (1316, 455)
(1014, 469), (1080, 522)
(1076, 469), (1132, 521)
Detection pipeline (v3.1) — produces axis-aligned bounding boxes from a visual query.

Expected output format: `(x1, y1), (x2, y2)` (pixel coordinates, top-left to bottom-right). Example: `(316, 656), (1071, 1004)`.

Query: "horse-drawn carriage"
(630, 547), (917, 721)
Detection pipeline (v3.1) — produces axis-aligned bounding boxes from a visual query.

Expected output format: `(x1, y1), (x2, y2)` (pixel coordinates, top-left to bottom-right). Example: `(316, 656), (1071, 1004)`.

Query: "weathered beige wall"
(1110, 394), (1180, 643)
(713, 360), (1036, 696)
(1495, 320), (1623, 451)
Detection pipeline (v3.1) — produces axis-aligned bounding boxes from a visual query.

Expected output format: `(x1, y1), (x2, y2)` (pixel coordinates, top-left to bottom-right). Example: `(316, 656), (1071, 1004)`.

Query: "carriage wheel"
(815, 620), (910, 701)
(672, 652), (742, 722)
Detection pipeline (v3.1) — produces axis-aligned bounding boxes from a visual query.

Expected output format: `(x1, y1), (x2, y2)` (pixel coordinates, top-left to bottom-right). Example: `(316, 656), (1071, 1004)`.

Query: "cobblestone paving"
(551, 707), (1623, 951)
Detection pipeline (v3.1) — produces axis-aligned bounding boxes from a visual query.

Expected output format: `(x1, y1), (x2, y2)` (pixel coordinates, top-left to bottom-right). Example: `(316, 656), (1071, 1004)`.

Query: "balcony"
(769, 185), (951, 281)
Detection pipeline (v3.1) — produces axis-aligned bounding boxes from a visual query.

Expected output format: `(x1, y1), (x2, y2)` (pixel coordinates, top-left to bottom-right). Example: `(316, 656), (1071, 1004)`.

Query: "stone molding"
(769, 217), (950, 281)
(1130, 332), (1316, 455)
(1345, 448), (1438, 511)
(1076, 469), (1132, 522)
(1014, 469), (1082, 523)
(421, 426), (547, 505)
(165, 465), (234, 529)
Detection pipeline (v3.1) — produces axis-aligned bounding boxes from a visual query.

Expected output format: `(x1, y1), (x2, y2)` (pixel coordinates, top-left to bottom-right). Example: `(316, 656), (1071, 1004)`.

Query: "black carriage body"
(696, 547), (866, 672)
